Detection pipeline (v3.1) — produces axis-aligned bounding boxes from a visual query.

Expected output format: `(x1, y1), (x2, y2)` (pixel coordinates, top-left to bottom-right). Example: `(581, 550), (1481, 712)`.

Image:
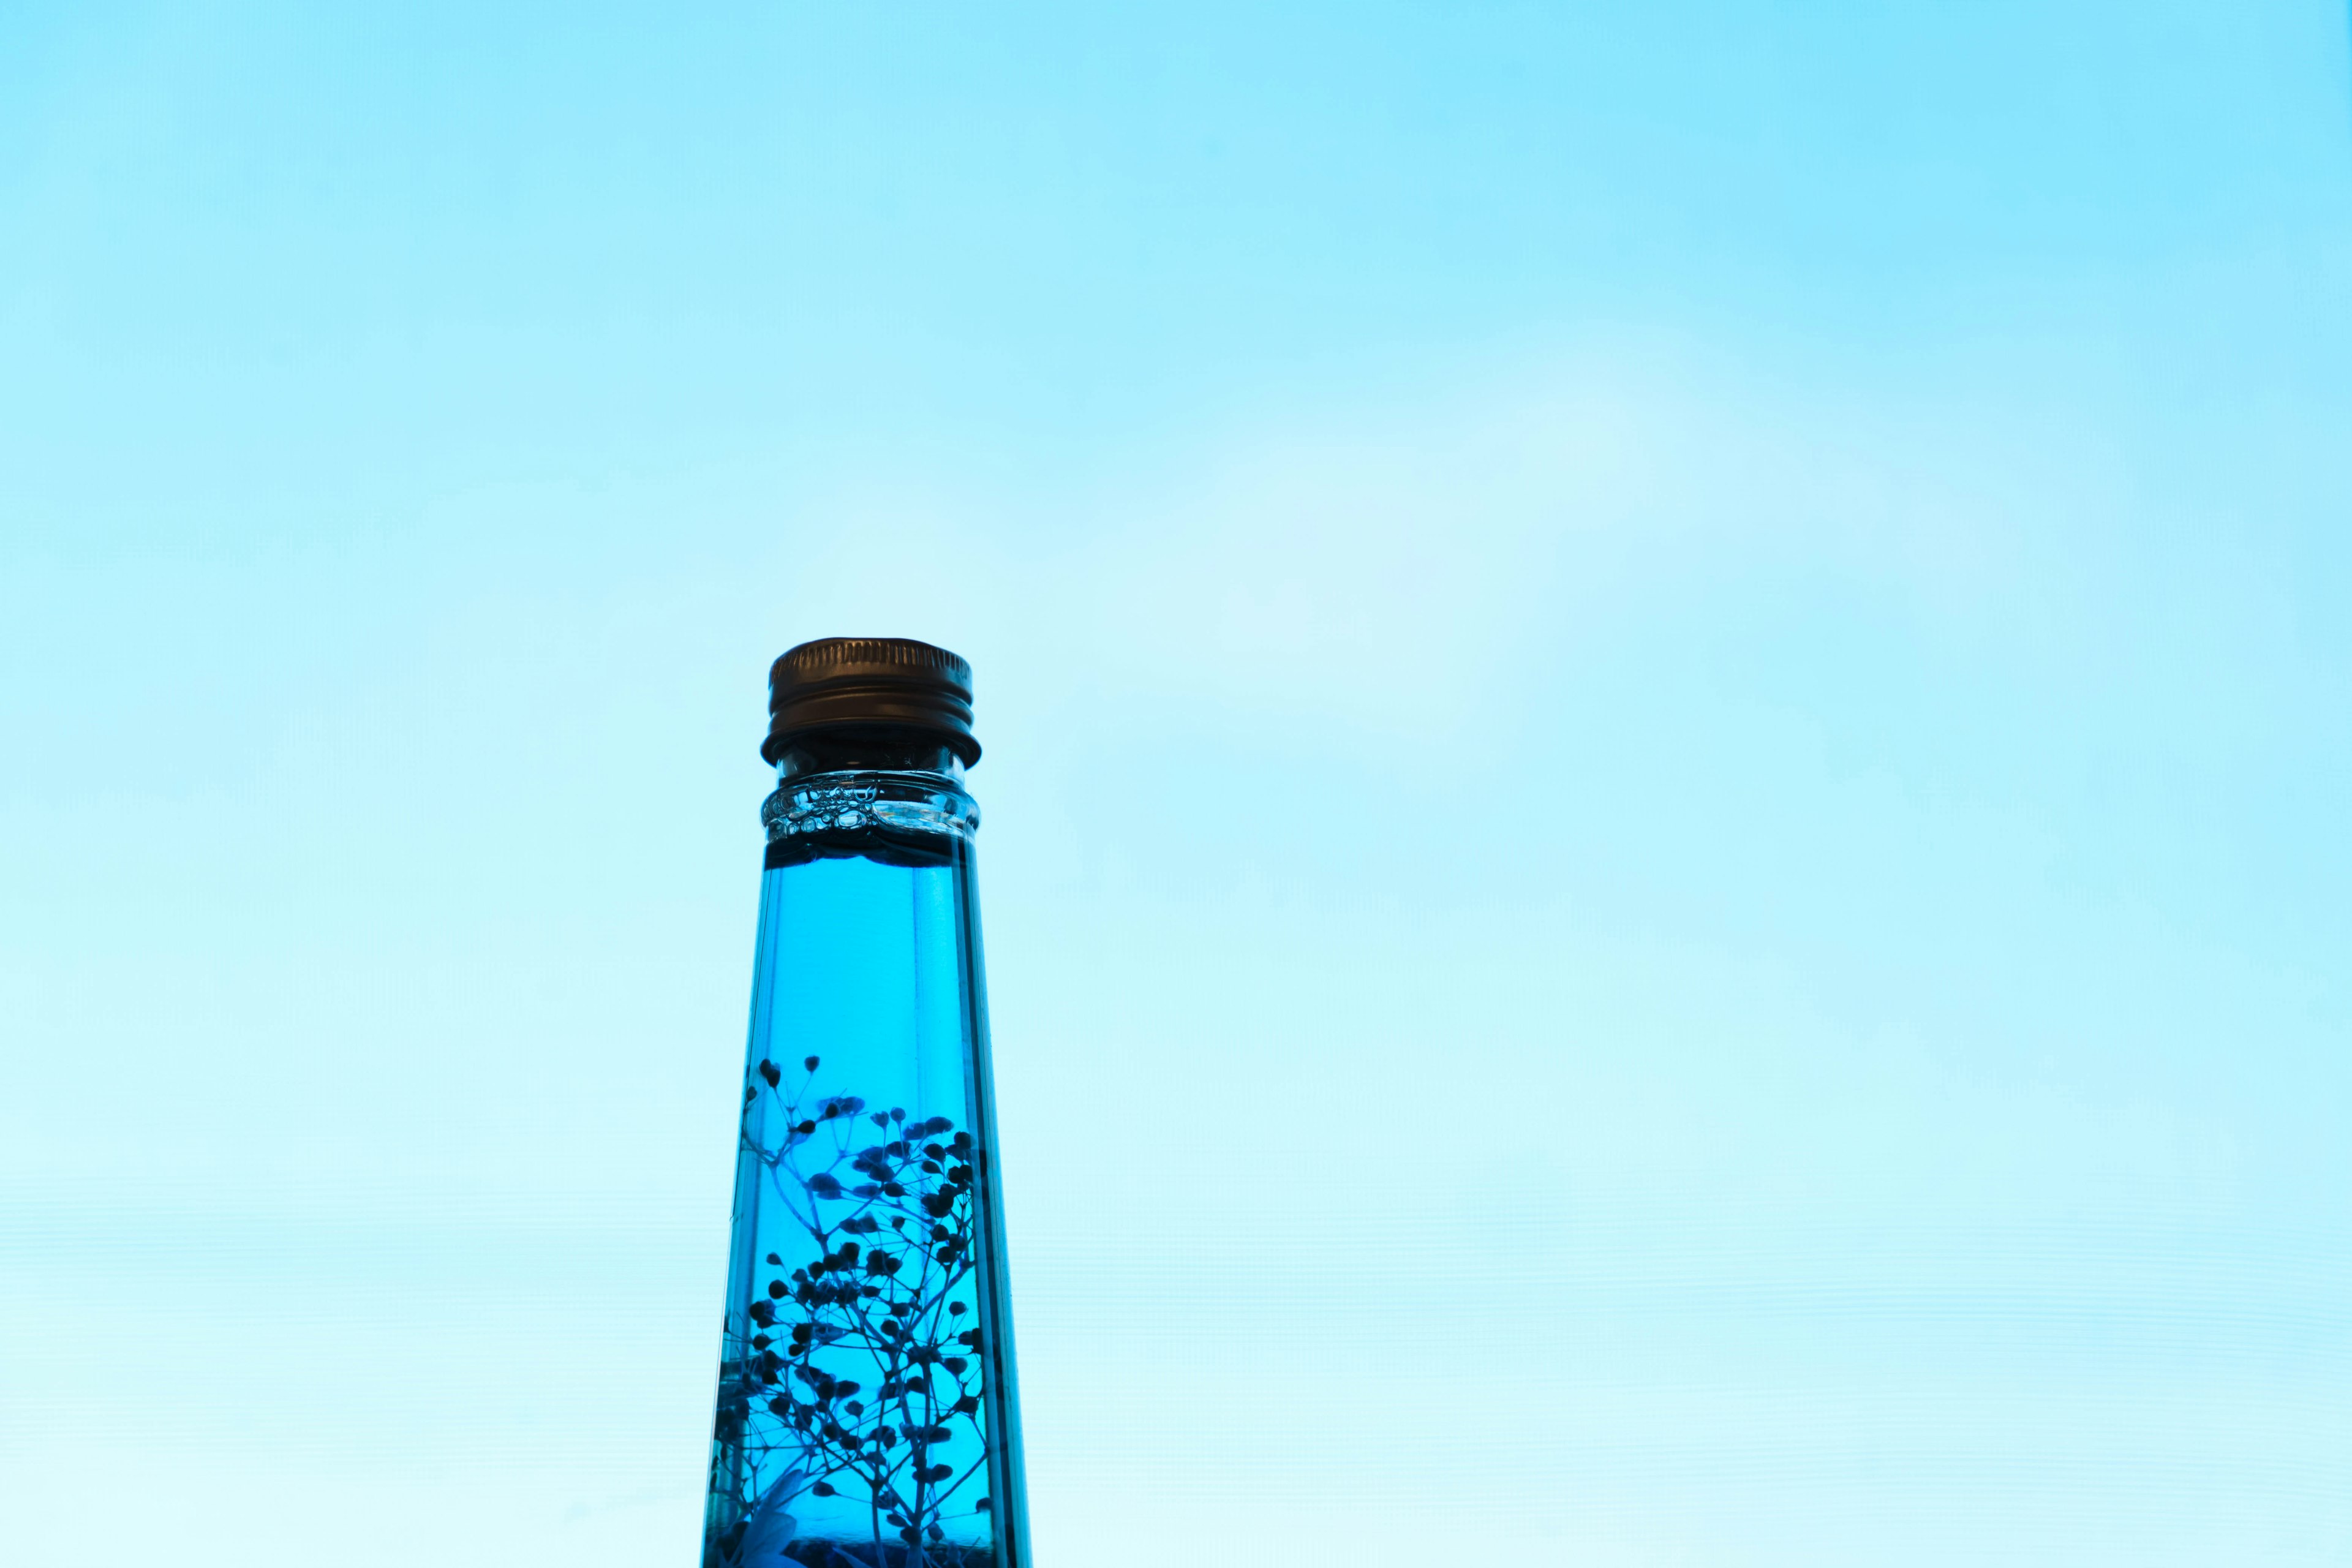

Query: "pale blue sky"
(4, 4), (2350, 1564)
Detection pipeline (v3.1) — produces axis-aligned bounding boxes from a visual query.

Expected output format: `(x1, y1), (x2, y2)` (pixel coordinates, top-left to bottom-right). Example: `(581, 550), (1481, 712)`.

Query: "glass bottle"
(701, 639), (1029, 1568)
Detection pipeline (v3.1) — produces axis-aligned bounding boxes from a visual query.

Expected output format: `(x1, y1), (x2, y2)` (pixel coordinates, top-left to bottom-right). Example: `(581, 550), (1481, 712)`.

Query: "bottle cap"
(761, 638), (979, 766)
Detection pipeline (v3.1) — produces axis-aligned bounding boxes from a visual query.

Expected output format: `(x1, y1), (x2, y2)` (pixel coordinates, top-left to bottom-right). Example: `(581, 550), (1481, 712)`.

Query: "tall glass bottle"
(701, 639), (1028, 1568)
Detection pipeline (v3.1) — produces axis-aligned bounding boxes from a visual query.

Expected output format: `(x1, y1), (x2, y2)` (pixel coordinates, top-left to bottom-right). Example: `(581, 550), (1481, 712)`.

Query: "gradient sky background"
(4, 3), (2351, 1564)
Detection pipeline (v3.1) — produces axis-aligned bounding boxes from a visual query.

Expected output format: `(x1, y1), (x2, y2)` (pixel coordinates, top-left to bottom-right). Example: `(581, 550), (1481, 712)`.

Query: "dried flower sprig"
(707, 1055), (993, 1568)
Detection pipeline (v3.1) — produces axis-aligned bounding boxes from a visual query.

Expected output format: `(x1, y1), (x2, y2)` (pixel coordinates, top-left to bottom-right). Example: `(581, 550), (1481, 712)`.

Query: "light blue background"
(4, 3), (2349, 1563)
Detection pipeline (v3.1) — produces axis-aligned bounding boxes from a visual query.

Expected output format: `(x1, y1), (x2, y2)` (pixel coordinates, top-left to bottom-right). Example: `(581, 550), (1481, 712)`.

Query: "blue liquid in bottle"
(702, 643), (1027, 1568)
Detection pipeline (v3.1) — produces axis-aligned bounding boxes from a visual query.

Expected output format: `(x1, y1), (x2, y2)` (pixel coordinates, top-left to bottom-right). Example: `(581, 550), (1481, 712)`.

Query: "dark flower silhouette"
(706, 1057), (994, 1568)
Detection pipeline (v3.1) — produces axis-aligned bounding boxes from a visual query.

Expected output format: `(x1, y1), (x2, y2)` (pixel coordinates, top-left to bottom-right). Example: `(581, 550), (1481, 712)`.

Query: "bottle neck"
(762, 726), (978, 870)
